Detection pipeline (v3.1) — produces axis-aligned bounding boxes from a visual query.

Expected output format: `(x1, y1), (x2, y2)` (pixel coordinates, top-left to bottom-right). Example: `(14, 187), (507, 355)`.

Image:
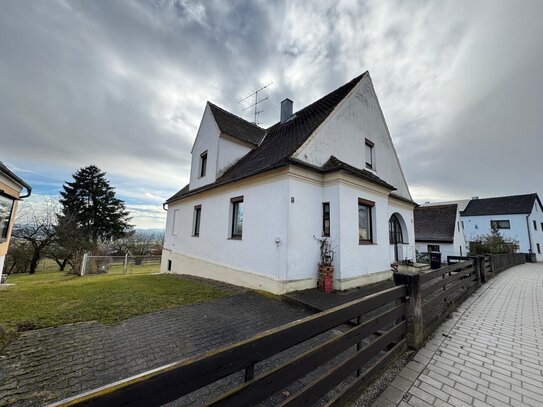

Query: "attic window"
(200, 151), (207, 177)
(365, 139), (374, 170)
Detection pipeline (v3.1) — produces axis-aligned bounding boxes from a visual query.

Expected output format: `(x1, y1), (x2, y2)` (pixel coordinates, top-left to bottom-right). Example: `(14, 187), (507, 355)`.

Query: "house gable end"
(292, 74), (412, 201)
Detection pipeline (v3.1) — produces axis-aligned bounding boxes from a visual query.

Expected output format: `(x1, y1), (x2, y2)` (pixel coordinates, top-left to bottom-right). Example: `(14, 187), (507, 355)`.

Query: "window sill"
(228, 236), (242, 240)
(359, 241), (375, 245)
(192, 235), (199, 238)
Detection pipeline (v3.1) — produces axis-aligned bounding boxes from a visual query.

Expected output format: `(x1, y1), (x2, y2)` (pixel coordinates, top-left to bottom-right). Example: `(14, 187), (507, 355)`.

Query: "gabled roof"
(207, 102), (265, 146)
(167, 72), (369, 203)
(461, 193), (541, 216)
(415, 204), (458, 243)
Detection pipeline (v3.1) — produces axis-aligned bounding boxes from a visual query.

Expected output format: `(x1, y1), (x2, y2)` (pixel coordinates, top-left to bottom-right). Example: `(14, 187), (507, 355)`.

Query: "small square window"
(231, 196), (244, 239)
(193, 205), (201, 236)
(365, 139), (374, 170)
(200, 151), (208, 178)
(428, 244), (440, 252)
(322, 202), (330, 237)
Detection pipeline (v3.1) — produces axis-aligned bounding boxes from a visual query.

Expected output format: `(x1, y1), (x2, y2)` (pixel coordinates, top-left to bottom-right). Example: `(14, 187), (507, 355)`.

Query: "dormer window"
(365, 139), (374, 170)
(200, 151), (207, 177)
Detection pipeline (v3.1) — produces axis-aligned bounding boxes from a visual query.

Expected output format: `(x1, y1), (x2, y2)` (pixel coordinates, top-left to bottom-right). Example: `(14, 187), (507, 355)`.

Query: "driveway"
(0, 289), (311, 406)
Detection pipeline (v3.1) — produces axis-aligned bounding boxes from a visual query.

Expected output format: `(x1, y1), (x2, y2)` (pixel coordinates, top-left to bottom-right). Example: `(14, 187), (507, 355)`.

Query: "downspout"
(526, 215), (533, 253)
(162, 202), (168, 211)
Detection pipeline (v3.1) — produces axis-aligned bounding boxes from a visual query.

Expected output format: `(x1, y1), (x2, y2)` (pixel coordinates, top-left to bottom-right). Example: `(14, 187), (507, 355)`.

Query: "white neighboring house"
(162, 72), (417, 294)
(460, 193), (543, 261)
(414, 204), (467, 260)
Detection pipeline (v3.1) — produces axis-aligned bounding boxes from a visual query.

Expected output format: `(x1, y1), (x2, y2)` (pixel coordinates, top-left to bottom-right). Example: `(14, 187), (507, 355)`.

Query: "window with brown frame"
(230, 196), (244, 239)
(193, 205), (201, 236)
(200, 151), (208, 177)
(322, 202), (330, 237)
(365, 139), (374, 170)
(358, 198), (374, 243)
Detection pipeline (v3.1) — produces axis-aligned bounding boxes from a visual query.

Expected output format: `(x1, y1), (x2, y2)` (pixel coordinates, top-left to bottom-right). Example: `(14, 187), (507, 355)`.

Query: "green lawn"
(0, 266), (228, 333)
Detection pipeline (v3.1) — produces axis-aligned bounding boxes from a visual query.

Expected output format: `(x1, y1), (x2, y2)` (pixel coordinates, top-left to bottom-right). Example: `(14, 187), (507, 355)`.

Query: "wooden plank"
(209, 305), (406, 407)
(421, 265), (474, 298)
(324, 339), (407, 407)
(422, 274), (474, 312)
(420, 261), (472, 283)
(50, 286), (406, 407)
(277, 322), (406, 407)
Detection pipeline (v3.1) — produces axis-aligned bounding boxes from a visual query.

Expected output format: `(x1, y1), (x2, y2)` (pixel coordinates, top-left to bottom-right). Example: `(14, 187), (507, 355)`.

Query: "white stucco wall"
(164, 175), (290, 284)
(216, 136), (252, 178)
(415, 242), (460, 261)
(462, 213), (530, 253)
(292, 74), (412, 201)
(527, 201), (543, 261)
(189, 105), (220, 190)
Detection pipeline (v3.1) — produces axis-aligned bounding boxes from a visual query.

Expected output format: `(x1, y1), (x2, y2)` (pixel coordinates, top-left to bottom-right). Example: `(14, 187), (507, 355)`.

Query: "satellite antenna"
(238, 82), (273, 125)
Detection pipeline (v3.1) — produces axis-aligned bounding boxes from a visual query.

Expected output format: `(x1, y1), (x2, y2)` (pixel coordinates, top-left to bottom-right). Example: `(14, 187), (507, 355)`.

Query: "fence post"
(393, 271), (424, 349)
(124, 253), (128, 274)
(81, 253), (88, 276)
(474, 256), (483, 285)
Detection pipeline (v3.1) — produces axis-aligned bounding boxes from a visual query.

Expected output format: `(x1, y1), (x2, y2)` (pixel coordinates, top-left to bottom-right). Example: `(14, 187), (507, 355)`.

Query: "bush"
(469, 228), (519, 255)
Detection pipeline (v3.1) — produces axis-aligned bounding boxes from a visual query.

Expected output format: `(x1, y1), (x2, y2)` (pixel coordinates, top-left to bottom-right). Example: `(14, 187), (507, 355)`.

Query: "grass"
(0, 264), (228, 334)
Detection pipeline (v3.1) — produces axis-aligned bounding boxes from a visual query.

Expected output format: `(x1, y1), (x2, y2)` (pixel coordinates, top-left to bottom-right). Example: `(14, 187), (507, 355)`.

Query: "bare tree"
(11, 198), (58, 274)
(114, 231), (158, 264)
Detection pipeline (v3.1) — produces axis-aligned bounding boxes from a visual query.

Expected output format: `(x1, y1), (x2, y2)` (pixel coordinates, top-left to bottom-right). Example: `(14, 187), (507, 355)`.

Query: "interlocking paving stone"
(0, 291), (312, 406)
(372, 263), (543, 407)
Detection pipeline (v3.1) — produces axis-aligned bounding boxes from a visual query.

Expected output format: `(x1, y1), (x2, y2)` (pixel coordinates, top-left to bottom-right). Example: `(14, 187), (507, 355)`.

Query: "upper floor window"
(541, 222), (543, 231)
(200, 151), (208, 177)
(231, 196), (244, 239)
(365, 139), (374, 170)
(358, 198), (374, 244)
(0, 194), (15, 239)
(534, 220), (538, 231)
(322, 202), (330, 237)
(490, 220), (510, 230)
(193, 205), (201, 237)
(172, 209), (180, 235)
(538, 243), (541, 254)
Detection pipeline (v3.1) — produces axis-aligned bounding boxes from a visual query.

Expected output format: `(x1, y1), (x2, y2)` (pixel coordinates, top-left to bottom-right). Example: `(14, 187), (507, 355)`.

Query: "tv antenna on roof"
(239, 82), (273, 125)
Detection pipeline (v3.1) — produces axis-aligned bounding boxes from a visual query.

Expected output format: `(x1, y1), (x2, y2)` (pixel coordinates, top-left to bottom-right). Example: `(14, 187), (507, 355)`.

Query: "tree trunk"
(29, 254), (40, 275)
(59, 258), (68, 271)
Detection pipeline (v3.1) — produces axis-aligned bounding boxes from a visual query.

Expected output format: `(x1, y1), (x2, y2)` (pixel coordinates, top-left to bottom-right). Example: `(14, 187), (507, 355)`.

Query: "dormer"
(189, 102), (265, 191)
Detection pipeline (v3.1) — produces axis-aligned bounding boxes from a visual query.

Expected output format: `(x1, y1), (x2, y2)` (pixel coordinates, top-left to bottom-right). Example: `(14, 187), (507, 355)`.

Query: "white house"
(162, 72), (417, 294)
(414, 204), (467, 259)
(461, 193), (543, 261)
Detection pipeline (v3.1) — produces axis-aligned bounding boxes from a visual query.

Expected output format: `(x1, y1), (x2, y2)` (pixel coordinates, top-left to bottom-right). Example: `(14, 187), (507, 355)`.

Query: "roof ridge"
(207, 101), (264, 130)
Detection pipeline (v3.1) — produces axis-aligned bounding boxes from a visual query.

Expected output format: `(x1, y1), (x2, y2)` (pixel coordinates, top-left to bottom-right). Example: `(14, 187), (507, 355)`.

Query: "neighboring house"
(461, 193), (543, 261)
(162, 72), (417, 294)
(414, 204), (467, 259)
(0, 162), (32, 282)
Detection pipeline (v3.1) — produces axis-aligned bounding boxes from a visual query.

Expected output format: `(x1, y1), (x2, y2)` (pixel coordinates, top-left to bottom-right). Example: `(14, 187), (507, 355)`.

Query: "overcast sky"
(1, 0), (542, 228)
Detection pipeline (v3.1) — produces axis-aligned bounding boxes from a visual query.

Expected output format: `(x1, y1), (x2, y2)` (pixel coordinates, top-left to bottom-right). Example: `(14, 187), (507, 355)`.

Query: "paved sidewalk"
(373, 263), (543, 407)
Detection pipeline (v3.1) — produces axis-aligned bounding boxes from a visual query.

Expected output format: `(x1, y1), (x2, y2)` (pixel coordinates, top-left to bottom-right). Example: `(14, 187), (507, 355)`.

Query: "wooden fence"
(50, 253), (526, 407)
(50, 286), (407, 407)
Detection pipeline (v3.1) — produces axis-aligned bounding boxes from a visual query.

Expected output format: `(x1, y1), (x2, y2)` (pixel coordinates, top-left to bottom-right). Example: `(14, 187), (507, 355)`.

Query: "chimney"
(471, 196), (479, 200)
(280, 98), (293, 123)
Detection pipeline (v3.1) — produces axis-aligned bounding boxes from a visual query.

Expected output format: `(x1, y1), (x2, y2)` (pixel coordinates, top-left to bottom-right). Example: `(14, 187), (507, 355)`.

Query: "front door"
(389, 215), (403, 262)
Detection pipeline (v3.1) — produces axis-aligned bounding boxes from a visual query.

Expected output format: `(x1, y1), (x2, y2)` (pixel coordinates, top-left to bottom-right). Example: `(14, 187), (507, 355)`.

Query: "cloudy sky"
(1, 0), (542, 228)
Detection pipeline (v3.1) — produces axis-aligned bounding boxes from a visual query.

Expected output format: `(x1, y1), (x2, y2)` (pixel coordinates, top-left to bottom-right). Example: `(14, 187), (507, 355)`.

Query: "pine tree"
(59, 165), (132, 242)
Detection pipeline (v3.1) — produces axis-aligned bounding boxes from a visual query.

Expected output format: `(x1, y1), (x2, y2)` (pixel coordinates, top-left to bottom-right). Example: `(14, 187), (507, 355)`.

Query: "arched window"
(389, 215), (403, 244)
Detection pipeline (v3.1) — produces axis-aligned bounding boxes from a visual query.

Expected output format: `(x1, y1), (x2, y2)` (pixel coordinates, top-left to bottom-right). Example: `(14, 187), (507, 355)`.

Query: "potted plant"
(316, 237), (335, 293)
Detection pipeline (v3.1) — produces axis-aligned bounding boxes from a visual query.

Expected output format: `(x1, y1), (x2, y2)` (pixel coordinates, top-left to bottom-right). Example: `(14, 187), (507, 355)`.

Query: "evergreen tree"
(59, 165), (132, 242)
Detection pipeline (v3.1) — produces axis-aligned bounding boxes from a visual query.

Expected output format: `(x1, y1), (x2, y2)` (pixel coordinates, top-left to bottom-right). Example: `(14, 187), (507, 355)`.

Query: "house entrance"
(389, 214), (404, 262)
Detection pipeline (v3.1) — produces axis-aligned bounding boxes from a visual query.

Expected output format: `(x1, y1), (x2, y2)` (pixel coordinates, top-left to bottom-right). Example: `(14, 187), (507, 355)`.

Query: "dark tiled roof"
(415, 204), (458, 243)
(461, 194), (540, 216)
(208, 103), (265, 146)
(167, 72), (368, 203)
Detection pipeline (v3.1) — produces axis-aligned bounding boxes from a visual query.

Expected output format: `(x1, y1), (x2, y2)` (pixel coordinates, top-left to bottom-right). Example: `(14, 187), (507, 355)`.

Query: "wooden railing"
(49, 286), (407, 407)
